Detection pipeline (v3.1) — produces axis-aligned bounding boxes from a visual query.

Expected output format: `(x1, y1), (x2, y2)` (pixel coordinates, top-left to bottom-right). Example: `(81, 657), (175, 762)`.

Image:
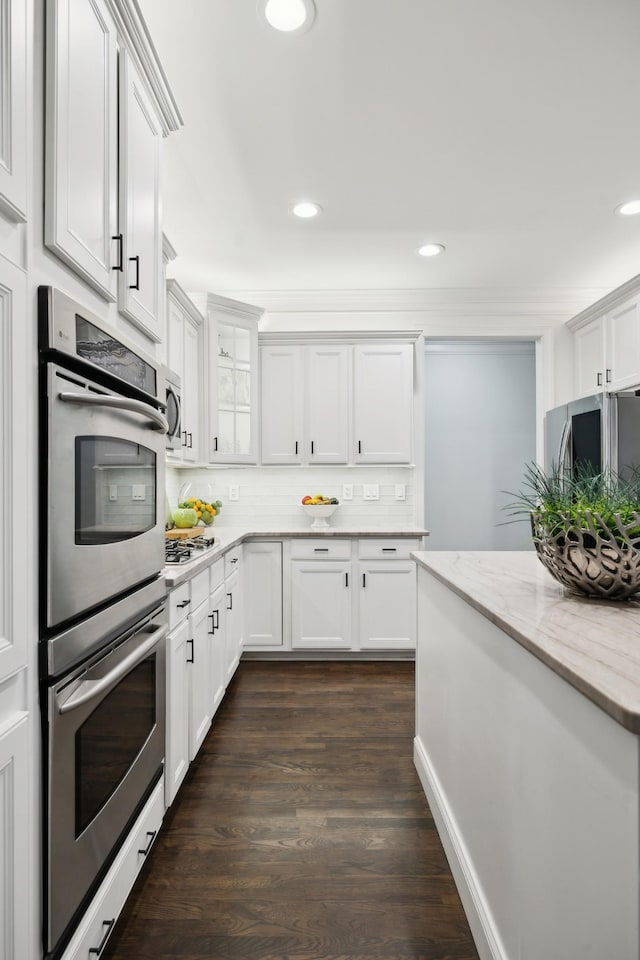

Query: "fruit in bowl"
(301, 495), (340, 529)
(178, 497), (222, 526)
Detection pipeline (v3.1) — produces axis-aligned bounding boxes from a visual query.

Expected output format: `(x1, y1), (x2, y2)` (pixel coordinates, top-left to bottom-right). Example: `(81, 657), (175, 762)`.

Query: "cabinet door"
(212, 317), (259, 463)
(260, 346), (303, 464)
(224, 569), (242, 683)
(305, 345), (349, 463)
(0, 716), (30, 960)
(188, 600), (212, 760)
(182, 316), (201, 463)
(166, 294), (185, 461)
(0, 258), (28, 680)
(45, 0), (118, 297)
(353, 343), (413, 463)
(291, 562), (352, 649)
(119, 51), (163, 341)
(243, 542), (283, 647)
(0, 0), (27, 222)
(359, 561), (416, 651)
(165, 619), (189, 805)
(607, 298), (640, 391)
(573, 317), (605, 398)
(209, 582), (226, 715)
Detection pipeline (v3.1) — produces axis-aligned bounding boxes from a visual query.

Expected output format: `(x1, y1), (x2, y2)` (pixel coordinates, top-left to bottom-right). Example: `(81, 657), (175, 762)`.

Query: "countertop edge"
(412, 551), (640, 735)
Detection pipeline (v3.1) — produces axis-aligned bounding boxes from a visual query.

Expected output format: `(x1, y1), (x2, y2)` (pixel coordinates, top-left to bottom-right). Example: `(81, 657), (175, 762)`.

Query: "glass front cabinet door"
(191, 293), (261, 464)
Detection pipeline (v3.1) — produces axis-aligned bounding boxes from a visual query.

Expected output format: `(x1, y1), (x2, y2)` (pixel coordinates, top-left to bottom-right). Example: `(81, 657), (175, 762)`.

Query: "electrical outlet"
(228, 484), (239, 501)
(109, 484), (118, 502)
(395, 484), (406, 501)
(342, 484), (353, 501)
(363, 484), (379, 501)
(132, 484), (146, 501)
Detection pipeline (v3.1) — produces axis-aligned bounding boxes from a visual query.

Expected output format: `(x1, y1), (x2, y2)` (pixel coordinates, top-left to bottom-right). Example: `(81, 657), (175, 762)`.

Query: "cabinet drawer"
(209, 557), (225, 593)
(191, 568), (210, 610)
(290, 539), (352, 560)
(357, 538), (421, 560)
(62, 778), (164, 960)
(224, 545), (243, 579)
(168, 583), (191, 629)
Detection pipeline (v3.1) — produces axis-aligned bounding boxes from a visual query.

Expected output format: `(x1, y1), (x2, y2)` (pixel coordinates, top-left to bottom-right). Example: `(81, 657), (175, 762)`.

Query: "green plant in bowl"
(503, 462), (640, 599)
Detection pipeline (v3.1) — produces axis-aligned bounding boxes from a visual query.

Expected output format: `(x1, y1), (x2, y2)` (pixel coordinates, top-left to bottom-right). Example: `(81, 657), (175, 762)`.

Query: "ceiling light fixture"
(417, 243), (445, 257)
(291, 201), (322, 218)
(260, 0), (316, 33)
(616, 200), (640, 216)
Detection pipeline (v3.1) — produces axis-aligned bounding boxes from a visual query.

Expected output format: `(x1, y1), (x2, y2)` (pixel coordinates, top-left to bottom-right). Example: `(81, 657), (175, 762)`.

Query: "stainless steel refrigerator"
(545, 391), (640, 477)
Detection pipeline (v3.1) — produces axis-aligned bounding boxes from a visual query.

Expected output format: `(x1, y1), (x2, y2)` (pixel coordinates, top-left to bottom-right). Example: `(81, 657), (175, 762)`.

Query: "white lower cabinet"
(291, 561), (353, 650)
(188, 597), (213, 760)
(358, 561), (416, 650)
(244, 541), (283, 646)
(0, 713), (30, 960)
(165, 617), (190, 803)
(61, 778), (164, 960)
(224, 567), (243, 682)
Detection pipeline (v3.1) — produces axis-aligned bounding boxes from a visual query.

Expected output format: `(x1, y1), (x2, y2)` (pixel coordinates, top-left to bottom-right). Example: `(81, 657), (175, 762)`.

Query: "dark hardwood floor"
(103, 661), (479, 960)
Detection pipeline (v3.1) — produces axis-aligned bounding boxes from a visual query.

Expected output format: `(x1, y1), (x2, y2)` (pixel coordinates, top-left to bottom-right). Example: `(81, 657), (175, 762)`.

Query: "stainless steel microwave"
(159, 364), (182, 449)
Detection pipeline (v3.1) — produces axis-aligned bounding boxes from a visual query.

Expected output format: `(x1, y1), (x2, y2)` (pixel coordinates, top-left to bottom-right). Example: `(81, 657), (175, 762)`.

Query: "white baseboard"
(413, 736), (509, 960)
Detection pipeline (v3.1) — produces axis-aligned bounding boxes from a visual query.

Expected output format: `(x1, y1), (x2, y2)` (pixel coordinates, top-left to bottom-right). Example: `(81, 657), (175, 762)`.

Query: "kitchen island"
(412, 551), (640, 960)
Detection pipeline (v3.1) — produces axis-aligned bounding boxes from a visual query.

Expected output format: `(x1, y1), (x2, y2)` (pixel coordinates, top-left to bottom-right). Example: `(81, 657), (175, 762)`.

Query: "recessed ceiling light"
(291, 201), (322, 219)
(616, 200), (640, 216)
(260, 0), (316, 33)
(417, 243), (445, 257)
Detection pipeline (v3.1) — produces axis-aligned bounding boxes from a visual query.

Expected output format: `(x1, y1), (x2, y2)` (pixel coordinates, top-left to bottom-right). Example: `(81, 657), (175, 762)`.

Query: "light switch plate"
(132, 484), (146, 501)
(363, 484), (379, 501)
(228, 484), (239, 501)
(342, 484), (353, 501)
(109, 484), (118, 502)
(395, 484), (406, 501)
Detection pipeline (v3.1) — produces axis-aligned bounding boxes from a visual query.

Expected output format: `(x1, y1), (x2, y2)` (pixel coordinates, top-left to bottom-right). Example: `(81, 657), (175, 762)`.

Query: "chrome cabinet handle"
(57, 625), (167, 715)
(138, 830), (157, 856)
(128, 255), (140, 290)
(58, 391), (169, 434)
(89, 919), (115, 956)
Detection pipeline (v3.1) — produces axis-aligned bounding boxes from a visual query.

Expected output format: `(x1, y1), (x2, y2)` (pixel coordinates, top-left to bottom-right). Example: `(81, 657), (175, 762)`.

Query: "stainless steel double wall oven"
(39, 287), (169, 958)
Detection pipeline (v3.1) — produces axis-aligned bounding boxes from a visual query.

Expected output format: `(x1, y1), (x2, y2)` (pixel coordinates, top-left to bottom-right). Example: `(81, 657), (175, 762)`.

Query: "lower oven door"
(45, 362), (167, 630)
(45, 607), (167, 956)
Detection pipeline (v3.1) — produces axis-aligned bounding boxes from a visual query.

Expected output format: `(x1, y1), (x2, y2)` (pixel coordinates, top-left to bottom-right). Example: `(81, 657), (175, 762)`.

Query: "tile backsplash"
(166, 465), (418, 528)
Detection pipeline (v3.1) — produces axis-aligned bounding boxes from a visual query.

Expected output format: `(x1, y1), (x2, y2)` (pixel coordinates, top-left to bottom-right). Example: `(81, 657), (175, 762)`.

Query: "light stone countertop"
(164, 523), (429, 587)
(412, 550), (640, 733)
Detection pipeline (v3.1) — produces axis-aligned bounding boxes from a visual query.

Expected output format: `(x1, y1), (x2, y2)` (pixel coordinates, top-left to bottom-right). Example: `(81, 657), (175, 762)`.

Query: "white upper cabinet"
(305, 345), (350, 463)
(166, 279), (204, 463)
(607, 297), (640, 392)
(573, 316), (606, 398)
(261, 345), (304, 464)
(0, 0), (27, 222)
(45, 0), (118, 297)
(261, 344), (350, 465)
(45, 0), (181, 337)
(569, 280), (640, 400)
(353, 343), (413, 463)
(189, 293), (262, 464)
(118, 50), (163, 340)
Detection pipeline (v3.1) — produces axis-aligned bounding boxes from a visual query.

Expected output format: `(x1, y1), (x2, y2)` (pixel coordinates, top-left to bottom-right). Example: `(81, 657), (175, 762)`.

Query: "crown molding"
(215, 286), (611, 320)
(166, 279), (205, 327)
(189, 291), (265, 323)
(566, 272), (640, 331)
(106, 0), (183, 134)
(259, 329), (422, 345)
(162, 234), (178, 264)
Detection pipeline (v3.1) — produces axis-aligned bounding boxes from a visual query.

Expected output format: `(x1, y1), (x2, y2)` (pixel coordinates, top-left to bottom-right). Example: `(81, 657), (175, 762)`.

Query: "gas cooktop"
(164, 536), (216, 565)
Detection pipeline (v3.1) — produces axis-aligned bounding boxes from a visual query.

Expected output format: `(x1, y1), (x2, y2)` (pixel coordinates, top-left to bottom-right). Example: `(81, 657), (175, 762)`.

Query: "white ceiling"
(138, 0), (640, 300)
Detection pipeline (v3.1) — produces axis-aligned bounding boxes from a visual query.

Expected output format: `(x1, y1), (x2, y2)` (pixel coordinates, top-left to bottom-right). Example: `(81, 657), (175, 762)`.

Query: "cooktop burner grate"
(165, 536), (216, 564)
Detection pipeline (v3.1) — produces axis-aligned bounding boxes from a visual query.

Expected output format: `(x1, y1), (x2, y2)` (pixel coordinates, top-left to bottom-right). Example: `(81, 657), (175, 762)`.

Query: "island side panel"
(414, 568), (640, 960)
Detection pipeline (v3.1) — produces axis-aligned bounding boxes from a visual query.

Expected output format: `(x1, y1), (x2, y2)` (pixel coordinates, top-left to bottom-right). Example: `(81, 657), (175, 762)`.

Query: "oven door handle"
(56, 625), (168, 715)
(58, 392), (169, 434)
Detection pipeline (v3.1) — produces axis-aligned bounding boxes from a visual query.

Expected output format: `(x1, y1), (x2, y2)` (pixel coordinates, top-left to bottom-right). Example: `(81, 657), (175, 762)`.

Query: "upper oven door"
(45, 362), (168, 631)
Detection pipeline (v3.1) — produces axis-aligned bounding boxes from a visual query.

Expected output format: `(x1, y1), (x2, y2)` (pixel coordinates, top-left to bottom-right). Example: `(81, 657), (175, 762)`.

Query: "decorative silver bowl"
(531, 510), (640, 600)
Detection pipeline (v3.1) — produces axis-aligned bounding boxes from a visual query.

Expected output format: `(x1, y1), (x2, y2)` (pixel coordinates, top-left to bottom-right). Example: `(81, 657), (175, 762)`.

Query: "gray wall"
(424, 340), (536, 550)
